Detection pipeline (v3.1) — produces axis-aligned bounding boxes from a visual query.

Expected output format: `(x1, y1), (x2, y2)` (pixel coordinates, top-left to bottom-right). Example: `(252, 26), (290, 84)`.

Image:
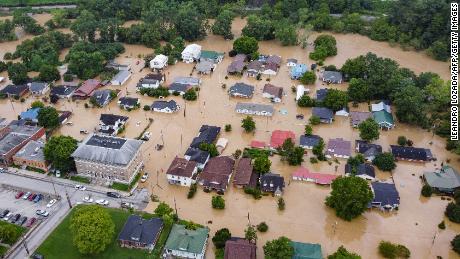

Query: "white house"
(166, 157), (198, 187)
(235, 102), (274, 117)
(111, 70), (132, 86)
(28, 82), (50, 96)
(286, 58), (298, 67)
(150, 54), (168, 70)
(181, 44), (202, 63)
(335, 108), (349, 117)
(296, 85), (309, 101)
(151, 100), (180, 113)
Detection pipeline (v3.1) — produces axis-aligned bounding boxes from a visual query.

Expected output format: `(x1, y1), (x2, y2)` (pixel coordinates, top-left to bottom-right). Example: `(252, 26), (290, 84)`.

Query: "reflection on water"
(0, 14), (457, 259)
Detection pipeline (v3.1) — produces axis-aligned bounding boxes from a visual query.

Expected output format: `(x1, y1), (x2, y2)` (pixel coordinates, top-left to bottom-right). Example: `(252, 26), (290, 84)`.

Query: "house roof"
(185, 148), (210, 164)
(229, 83), (254, 97)
(250, 140), (266, 149)
(291, 241), (322, 259)
(247, 60), (263, 71)
(92, 89), (113, 106)
(371, 102), (391, 113)
(266, 55), (282, 66)
(199, 156), (235, 190)
(200, 50), (223, 61)
(145, 73), (164, 81)
(234, 54), (247, 62)
(12, 140), (45, 162)
(270, 130), (295, 148)
(350, 112), (372, 126)
(224, 238), (257, 259)
(112, 70), (131, 83)
(118, 215), (163, 246)
(390, 145), (430, 161)
(373, 110), (394, 126)
(290, 64), (308, 75)
(312, 107), (333, 120)
(227, 60), (245, 73)
(316, 89), (328, 102)
(74, 79), (100, 96)
(190, 125), (221, 148)
(299, 135), (321, 147)
(292, 167), (337, 185)
(286, 58), (298, 64)
(169, 83), (191, 93)
(196, 61), (214, 73)
(119, 97), (139, 107)
(20, 108), (41, 121)
(263, 62), (278, 72)
(356, 140), (382, 158)
(29, 82), (48, 93)
(182, 44), (201, 55)
(174, 77), (200, 86)
(0, 124), (43, 155)
(345, 163), (375, 178)
(164, 224), (208, 254)
(322, 71), (343, 83)
(263, 84), (283, 98)
(233, 158), (254, 186)
(372, 182), (400, 207)
(0, 84), (28, 96)
(235, 103), (274, 115)
(167, 157), (197, 178)
(151, 100), (179, 111)
(50, 85), (77, 96)
(260, 173), (285, 193)
(72, 134), (142, 166)
(100, 114), (128, 126)
(327, 138), (351, 157)
(424, 165), (460, 190)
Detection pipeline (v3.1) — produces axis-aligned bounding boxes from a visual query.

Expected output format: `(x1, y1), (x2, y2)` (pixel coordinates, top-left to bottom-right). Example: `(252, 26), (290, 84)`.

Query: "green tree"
(309, 34), (337, 61)
(212, 10), (234, 40)
(212, 228), (231, 249)
(378, 241), (410, 259)
(421, 184), (433, 197)
(241, 116), (256, 132)
(452, 234), (460, 255)
(312, 138), (325, 160)
(8, 63), (28, 85)
(305, 125), (313, 136)
(43, 135), (78, 172)
(174, 2), (207, 41)
(309, 115), (320, 125)
(233, 36), (259, 55)
(253, 155), (271, 174)
(445, 202), (460, 223)
(70, 10), (97, 42)
(183, 89), (198, 101)
(244, 225), (257, 244)
(397, 136), (407, 146)
(373, 152), (396, 172)
(0, 224), (21, 244)
(199, 143), (219, 157)
(67, 51), (105, 79)
(297, 95), (316, 107)
(300, 71), (316, 85)
(347, 78), (370, 103)
(212, 195), (225, 209)
(278, 197), (286, 210)
(37, 106), (59, 129)
(39, 65), (61, 82)
(326, 176), (373, 221)
(328, 246), (362, 259)
(392, 85), (427, 127)
(274, 21), (297, 46)
(31, 100), (44, 109)
(358, 118), (380, 141)
(257, 222), (268, 232)
(323, 89), (348, 112)
(154, 202), (174, 217)
(70, 205), (115, 255)
(242, 15), (274, 41)
(263, 236), (294, 259)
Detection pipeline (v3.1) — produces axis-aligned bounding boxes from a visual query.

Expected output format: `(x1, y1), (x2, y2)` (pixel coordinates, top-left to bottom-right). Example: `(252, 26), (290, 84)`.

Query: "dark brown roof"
(224, 238), (256, 259)
(263, 84), (283, 98)
(247, 61), (263, 71)
(227, 60), (245, 73)
(199, 156), (235, 191)
(166, 157), (197, 178)
(266, 55), (281, 66)
(145, 73), (164, 81)
(233, 158), (254, 186)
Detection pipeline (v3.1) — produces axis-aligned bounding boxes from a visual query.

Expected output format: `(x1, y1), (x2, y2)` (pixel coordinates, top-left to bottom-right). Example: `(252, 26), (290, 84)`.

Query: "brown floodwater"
(0, 15), (458, 258)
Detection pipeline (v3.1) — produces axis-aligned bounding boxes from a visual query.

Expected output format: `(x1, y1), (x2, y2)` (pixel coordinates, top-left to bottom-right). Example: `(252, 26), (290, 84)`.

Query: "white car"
(83, 196), (93, 203)
(46, 199), (57, 208)
(22, 192), (31, 200)
(36, 210), (49, 217)
(141, 173), (149, 183)
(3, 212), (12, 221)
(96, 199), (109, 206)
(75, 185), (87, 191)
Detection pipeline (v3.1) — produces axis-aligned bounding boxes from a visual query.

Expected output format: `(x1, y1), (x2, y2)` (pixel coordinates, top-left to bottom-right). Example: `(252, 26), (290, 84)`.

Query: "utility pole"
(65, 189), (72, 209)
(174, 197), (178, 217)
(22, 237), (30, 255)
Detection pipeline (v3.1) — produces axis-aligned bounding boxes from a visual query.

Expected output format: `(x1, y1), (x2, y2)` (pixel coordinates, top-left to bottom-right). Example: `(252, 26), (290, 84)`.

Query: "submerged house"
(199, 50), (224, 63)
(423, 165), (460, 194)
(99, 114), (128, 136)
(189, 125), (221, 149)
(197, 156), (235, 193)
(111, 70), (132, 86)
(166, 156), (198, 187)
(164, 224), (209, 259)
(20, 108), (41, 123)
(149, 54), (168, 70)
(356, 140), (382, 161)
(173, 77), (201, 87)
(28, 82), (50, 96)
(138, 73), (165, 90)
(326, 138), (351, 159)
(262, 84), (283, 103)
(321, 71), (343, 84)
(118, 215), (163, 251)
(260, 173), (285, 196)
(350, 112), (373, 127)
(184, 148), (210, 170)
(151, 100), (180, 113)
(228, 83), (254, 98)
(233, 158), (257, 189)
(227, 59), (245, 75)
(292, 167), (337, 185)
(168, 83), (192, 95)
(290, 64), (308, 80)
(235, 103), (274, 117)
(246, 61), (263, 77)
(390, 145), (432, 162)
(373, 110), (395, 129)
(181, 44), (202, 63)
(0, 84), (29, 98)
(91, 89), (116, 107)
(224, 238), (257, 259)
(345, 163), (376, 181)
(312, 107), (334, 124)
(50, 85), (77, 99)
(73, 79), (100, 100)
(118, 97), (140, 110)
(315, 88), (328, 102)
(291, 241), (323, 259)
(371, 101), (391, 113)
(196, 60), (215, 74)
(270, 130), (295, 149)
(371, 182), (400, 211)
(299, 135), (321, 150)
(286, 58), (298, 67)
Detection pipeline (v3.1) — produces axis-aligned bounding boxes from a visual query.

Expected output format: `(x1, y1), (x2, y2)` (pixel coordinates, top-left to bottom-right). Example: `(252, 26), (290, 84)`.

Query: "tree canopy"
(212, 228), (231, 249)
(328, 245), (362, 259)
(241, 116), (256, 132)
(37, 106), (60, 129)
(233, 36), (259, 55)
(373, 152), (396, 172)
(358, 118), (380, 142)
(253, 155), (271, 174)
(263, 236), (294, 259)
(43, 135), (78, 173)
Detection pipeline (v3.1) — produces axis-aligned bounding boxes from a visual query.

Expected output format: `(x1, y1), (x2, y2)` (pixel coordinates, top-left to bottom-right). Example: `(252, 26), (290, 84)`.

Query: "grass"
(0, 0), (76, 7)
(0, 221), (26, 257)
(69, 175), (91, 184)
(26, 166), (46, 174)
(110, 173), (141, 192)
(36, 206), (166, 259)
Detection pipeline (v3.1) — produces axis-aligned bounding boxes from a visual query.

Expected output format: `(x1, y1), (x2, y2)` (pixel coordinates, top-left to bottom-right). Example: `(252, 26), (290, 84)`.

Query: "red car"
(15, 191), (24, 199)
(28, 194), (37, 201)
(26, 217), (36, 228)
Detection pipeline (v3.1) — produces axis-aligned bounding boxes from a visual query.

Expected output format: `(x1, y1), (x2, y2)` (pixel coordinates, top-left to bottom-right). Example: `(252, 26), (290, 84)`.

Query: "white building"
(181, 44), (202, 63)
(296, 85), (309, 101)
(111, 70), (132, 86)
(149, 54), (168, 70)
(235, 102), (274, 117)
(166, 157), (198, 187)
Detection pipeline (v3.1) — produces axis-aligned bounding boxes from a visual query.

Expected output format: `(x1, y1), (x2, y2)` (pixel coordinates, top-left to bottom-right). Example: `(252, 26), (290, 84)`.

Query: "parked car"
(75, 185), (86, 191)
(121, 202), (134, 209)
(46, 199), (57, 208)
(28, 194), (37, 201)
(83, 196), (93, 203)
(33, 194), (42, 203)
(22, 192), (31, 200)
(17, 216), (27, 226)
(36, 210), (49, 217)
(0, 210), (9, 218)
(31, 253), (44, 259)
(141, 172), (149, 183)
(96, 199), (109, 206)
(15, 191), (24, 199)
(10, 213), (20, 223)
(106, 192), (121, 198)
(3, 212), (12, 221)
(26, 217), (36, 227)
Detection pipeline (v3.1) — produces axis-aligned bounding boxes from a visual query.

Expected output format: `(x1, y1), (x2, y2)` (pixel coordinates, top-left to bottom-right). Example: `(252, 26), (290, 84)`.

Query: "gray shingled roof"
(229, 83), (254, 97)
(13, 140), (45, 162)
(72, 134), (142, 166)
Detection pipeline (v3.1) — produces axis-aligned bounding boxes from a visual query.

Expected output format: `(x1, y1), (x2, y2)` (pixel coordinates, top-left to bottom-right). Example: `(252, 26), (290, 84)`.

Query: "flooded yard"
(0, 14), (457, 258)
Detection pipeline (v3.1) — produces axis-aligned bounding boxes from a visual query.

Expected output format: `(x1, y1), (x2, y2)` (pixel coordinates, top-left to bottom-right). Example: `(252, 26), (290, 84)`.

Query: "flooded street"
(0, 14), (457, 258)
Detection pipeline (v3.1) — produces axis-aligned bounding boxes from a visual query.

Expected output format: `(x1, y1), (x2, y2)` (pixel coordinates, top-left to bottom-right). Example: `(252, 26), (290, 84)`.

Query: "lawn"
(36, 206), (167, 259)
(0, 0), (76, 7)
(0, 221), (27, 257)
(69, 175), (90, 184)
(110, 173), (141, 192)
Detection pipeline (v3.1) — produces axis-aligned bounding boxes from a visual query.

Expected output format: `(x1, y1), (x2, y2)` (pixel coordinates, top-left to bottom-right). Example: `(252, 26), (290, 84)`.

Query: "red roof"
(74, 79), (100, 97)
(250, 140), (266, 149)
(270, 130), (295, 148)
(292, 167), (338, 185)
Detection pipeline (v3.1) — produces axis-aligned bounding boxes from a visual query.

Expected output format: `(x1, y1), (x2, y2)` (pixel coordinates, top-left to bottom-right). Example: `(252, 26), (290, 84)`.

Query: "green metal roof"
(373, 110), (394, 126)
(291, 241), (323, 259)
(164, 224), (209, 254)
(200, 50), (224, 60)
(424, 165), (460, 190)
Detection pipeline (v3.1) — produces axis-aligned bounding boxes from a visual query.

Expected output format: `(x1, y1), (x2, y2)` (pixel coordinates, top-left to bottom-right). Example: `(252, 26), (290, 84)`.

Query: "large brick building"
(72, 134), (144, 185)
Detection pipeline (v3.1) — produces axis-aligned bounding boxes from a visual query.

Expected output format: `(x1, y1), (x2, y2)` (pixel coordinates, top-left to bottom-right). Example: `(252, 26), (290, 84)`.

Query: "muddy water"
(0, 15), (458, 258)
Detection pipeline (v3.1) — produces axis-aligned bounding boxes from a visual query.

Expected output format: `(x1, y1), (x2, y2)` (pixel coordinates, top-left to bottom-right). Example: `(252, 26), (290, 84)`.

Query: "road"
(0, 169), (148, 259)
